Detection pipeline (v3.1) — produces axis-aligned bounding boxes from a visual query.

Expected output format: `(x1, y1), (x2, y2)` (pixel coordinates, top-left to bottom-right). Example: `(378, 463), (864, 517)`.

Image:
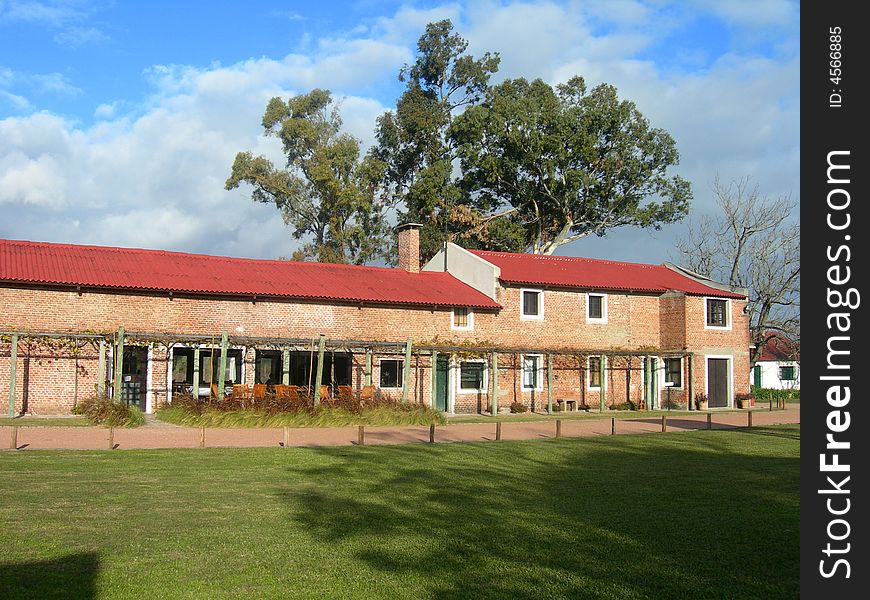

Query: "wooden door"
(708, 358), (729, 408)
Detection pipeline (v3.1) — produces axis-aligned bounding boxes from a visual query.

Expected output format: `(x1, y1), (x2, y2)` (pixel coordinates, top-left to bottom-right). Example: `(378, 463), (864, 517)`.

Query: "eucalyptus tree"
(226, 89), (391, 264)
(369, 19), (501, 259)
(450, 76), (692, 254)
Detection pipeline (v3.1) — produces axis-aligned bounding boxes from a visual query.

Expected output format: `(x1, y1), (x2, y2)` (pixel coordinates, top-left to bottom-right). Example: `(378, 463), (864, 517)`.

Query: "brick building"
(1, 225), (749, 415)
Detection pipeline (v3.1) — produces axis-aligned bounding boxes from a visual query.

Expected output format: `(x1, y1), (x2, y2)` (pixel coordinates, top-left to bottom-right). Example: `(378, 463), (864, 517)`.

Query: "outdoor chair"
(319, 385), (332, 405)
(337, 385), (354, 401)
(252, 383), (267, 403)
(210, 383), (220, 401)
(359, 385), (375, 404)
(232, 384), (252, 409)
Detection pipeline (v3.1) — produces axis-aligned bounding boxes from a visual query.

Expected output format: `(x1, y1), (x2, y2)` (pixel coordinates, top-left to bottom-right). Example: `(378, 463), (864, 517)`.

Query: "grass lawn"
(0, 424), (799, 599)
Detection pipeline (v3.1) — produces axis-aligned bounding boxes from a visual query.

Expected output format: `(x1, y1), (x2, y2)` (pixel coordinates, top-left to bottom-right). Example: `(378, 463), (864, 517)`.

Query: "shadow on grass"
(0, 552), (98, 599)
(280, 426), (799, 599)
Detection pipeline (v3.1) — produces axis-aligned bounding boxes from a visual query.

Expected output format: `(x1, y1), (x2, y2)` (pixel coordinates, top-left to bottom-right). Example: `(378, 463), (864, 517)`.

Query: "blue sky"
(0, 0), (799, 264)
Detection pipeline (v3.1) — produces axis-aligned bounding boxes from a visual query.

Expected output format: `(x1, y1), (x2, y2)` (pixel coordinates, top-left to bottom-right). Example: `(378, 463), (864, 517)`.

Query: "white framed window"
(451, 307), (474, 331)
(457, 360), (487, 393)
(587, 355), (605, 389)
(520, 288), (544, 320)
(521, 354), (544, 391)
(586, 292), (608, 323)
(704, 297), (732, 330)
(379, 359), (404, 388)
(664, 357), (683, 389)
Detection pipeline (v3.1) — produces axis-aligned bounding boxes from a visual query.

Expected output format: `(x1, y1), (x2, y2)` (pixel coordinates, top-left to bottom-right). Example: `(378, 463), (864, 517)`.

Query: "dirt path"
(2, 407), (800, 451)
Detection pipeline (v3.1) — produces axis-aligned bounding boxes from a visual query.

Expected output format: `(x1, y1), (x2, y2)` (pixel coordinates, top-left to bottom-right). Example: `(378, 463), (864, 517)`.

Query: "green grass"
(0, 425), (799, 599)
(0, 416), (91, 427)
(156, 405), (446, 428)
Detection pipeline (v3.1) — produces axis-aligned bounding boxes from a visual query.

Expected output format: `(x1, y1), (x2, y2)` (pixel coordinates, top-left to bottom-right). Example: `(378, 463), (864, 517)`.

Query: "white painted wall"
(754, 361), (800, 390)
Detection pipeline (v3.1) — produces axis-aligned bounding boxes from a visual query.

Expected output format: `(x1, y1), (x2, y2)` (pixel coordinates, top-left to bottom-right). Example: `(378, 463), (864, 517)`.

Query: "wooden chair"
(319, 385), (332, 405)
(252, 383), (267, 403)
(232, 384), (252, 409)
(359, 385), (375, 403)
(337, 385), (354, 401)
(274, 384), (290, 398)
(210, 383), (220, 400)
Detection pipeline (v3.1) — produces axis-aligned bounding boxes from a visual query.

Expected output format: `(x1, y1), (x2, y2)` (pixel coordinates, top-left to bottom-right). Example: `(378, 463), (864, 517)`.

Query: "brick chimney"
(396, 223), (422, 273)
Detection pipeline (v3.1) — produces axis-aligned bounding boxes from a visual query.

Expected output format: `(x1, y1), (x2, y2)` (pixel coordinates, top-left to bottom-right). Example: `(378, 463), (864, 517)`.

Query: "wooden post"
(547, 354), (554, 414)
(556, 419), (562, 438)
(217, 331), (229, 402)
(283, 426), (289, 448)
(113, 327), (125, 401)
(496, 421), (502, 441)
(199, 426), (205, 448)
(611, 417), (616, 435)
(401, 337), (412, 403)
(313, 335), (326, 406)
(10, 426), (17, 450)
(748, 411), (753, 428)
(97, 339), (106, 396)
(769, 393), (772, 411)
(365, 348), (373, 387)
(282, 348), (290, 385)
(707, 413), (712, 430)
(192, 346), (201, 400)
(358, 425), (365, 446)
(429, 424), (435, 443)
(491, 352), (499, 416)
(661, 415), (667, 432)
(7, 334), (17, 418)
(109, 427), (115, 450)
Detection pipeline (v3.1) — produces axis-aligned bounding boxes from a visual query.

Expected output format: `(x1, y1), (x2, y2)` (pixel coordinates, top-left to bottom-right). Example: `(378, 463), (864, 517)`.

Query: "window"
(588, 356), (602, 389)
(779, 366), (796, 381)
(459, 361), (486, 392)
(586, 293), (607, 323)
(705, 298), (729, 328)
(380, 359), (403, 388)
(452, 307), (473, 330)
(521, 289), (543, 319)
(286, 351), (352, 387)
(172, 348), (194, 385)
(255, 350), (282, 385)
(664, 358), (682, 388)
(522, 355), (543, 391)
(199, 349), (243, 385)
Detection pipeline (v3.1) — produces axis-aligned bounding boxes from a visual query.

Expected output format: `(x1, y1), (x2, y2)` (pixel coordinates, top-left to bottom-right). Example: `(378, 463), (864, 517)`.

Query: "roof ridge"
(470, 248), (666, 269)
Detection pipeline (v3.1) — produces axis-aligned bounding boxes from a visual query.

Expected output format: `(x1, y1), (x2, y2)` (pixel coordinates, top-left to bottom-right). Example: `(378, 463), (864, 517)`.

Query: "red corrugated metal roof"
(760, 332), (799, 362)
(470, 250), (744, 298)
(0, 239), (500, 309)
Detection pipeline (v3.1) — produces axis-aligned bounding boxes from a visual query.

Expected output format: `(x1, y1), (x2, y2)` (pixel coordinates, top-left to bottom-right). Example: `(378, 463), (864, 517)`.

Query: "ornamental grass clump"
(73, 393), (145, 428)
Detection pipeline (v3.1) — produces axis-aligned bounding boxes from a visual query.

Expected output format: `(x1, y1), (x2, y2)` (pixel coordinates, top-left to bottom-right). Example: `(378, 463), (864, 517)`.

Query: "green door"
(753, 365), (762, 388)
(434, 356), (449, 412)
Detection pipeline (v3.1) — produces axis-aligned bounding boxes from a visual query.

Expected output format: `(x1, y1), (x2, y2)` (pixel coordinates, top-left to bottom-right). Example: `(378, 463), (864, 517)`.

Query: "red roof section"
(760, 332), (799, 362)
(0, 239), (500, 309)
(470, 250), (744, 298)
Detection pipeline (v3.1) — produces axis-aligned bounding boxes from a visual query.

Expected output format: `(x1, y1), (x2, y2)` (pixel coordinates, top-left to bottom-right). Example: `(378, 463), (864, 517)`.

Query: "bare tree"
(675, 176), (799, 363)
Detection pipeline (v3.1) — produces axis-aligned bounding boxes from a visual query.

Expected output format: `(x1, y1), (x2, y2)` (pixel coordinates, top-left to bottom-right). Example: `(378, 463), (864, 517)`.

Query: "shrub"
(509, 401), (527, 413)
(609, 402), (633, 411)
(751, 386), (800, 402)
(74, 394), (145, 428)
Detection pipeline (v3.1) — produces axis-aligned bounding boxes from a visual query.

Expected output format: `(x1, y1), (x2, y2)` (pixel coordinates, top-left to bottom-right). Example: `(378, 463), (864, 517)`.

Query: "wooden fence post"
(611, 417), (616, 435)
(109, 427), (115, 450)
(496, 421), (502, 441)
(429, 424), (435, 444)
(556, 419), (562, 438)
(661, 415), (667, 432)
(199, 426), (205, 448)
(707, 413), (712, 430)
(283, 426), (289, 448)
(748, 411), (753, 428)
(10, 426), (18, 450)
(358, 425), (365, 446)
